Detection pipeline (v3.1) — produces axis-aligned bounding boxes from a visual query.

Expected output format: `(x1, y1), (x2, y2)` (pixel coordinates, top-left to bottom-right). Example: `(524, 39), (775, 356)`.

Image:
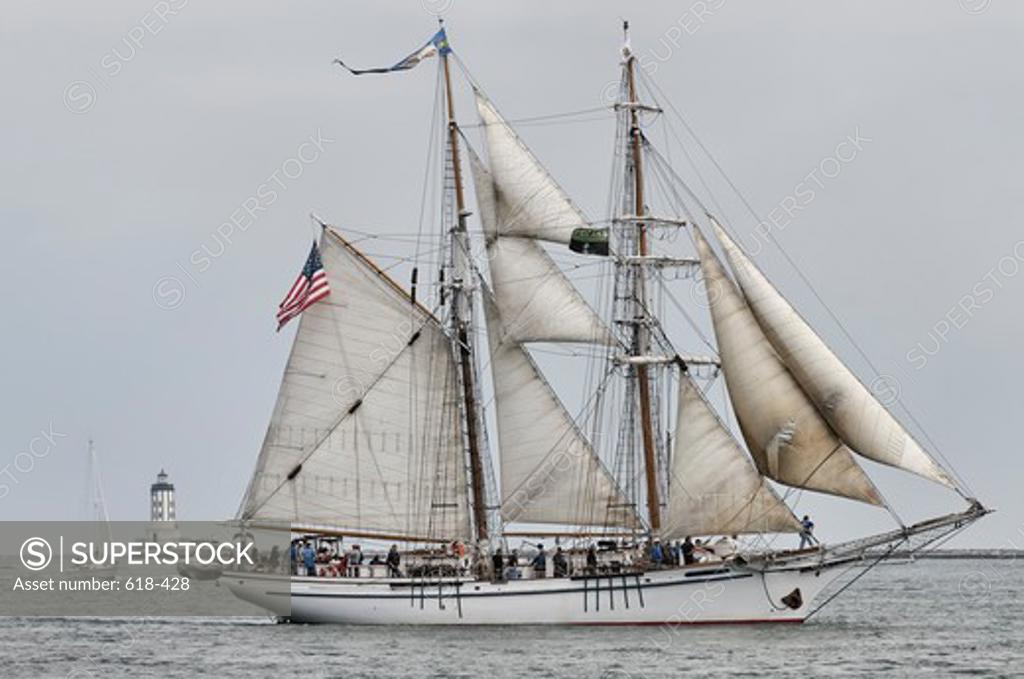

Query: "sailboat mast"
(441, 43), (489, 543)
(87, 438), (110, 524)
(624, 22), (662, 532)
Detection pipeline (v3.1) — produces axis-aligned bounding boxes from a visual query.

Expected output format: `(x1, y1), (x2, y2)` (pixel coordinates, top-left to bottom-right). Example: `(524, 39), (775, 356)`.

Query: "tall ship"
(225, 22), (988, 624)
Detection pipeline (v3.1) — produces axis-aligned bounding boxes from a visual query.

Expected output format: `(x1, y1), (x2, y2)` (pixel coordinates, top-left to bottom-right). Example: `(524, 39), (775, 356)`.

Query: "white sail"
(468, 144), (613, 345)
(711, 221), (955, 488)
(487, 237), (613, 344)
(662, 376), (802, 539)
(467, 145), (499, 244)
(483, 293), (638, 528)
(692, 227), (882, 505)
(475, 91), (588, 244)
(239, 228), (472, 540)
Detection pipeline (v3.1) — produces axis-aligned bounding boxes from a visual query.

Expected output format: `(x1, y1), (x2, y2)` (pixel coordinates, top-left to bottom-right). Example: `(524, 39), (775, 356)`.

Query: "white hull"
(224, 562), (844, 625)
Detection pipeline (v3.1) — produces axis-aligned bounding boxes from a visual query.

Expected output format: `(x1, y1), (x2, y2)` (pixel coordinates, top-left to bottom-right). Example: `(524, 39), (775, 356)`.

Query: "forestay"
(238, 228), (472, 541)
(711, 221), (955, 489)
(662, 375), (801, 539)
(692, 227), (883, 506)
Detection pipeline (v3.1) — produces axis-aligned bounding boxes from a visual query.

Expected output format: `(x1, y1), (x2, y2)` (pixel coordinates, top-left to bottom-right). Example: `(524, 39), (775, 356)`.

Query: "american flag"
(276, 241), (331, 331)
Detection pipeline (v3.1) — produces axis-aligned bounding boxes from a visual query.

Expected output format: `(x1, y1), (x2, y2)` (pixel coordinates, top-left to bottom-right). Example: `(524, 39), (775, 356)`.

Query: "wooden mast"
(624, 21), (662, 532)
(441, 32), (489, 544)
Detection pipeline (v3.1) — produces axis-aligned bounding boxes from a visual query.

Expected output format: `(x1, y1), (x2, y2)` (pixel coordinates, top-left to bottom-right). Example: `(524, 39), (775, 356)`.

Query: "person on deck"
(651, 540), (667, 565)
(531, 544), (547, 579)
(386, 544), (401, 578)
(586, 544), (598, 574)
(553, 547), (569, 578)
(492, 548), (505, 582)
(668, 541), (680, 566)
(453, 540), (468, 574)
(330, 551), (347, 577)
(302, 542), (317, 577)
(346, 544), (362, 577)
(507, 550), (521, 580)
(799, 515), (819, 549)
(681, 536), (695, 565)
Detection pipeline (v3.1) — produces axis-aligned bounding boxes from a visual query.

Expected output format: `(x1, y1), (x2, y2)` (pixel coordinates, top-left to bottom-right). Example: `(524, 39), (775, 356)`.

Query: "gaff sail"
(238, 228), (473, 541)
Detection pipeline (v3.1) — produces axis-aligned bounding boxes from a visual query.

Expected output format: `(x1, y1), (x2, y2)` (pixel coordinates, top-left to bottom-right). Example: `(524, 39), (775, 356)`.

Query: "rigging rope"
(803, 539), (905, 621)
(459, 106), (613, 129)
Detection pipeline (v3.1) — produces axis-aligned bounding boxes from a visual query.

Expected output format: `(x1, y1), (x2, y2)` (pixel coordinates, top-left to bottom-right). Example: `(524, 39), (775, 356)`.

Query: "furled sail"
(239, 228), (472, 540)
(482, 293), (639, 528)
(662, 375), (802, 538)
(468, 145), (613, 345)
(710, 221), (955, 488)
(475, 91), (588, 244)
(692, 227), (882, 505)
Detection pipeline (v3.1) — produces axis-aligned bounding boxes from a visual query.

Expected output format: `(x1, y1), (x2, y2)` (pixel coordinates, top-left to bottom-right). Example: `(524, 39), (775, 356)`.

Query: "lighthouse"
(150, 469), (176, 522)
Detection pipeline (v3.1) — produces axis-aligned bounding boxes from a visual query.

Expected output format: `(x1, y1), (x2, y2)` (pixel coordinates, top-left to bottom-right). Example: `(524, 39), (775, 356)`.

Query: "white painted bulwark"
(225, 560), (840, 625)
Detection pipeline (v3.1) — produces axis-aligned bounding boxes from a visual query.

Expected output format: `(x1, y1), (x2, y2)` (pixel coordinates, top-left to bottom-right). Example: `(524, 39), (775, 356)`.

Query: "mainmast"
(623, 21), (662, 532)
(440, 31), (489, 544)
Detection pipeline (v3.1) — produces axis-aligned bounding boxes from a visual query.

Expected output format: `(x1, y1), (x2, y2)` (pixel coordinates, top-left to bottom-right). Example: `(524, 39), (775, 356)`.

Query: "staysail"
(475, 91), (588, 244)
(710, 221), (955, 488)
(483, 293), (638, 528)
(662, 375), (802, 538)
(692, 226), (882, 505)
(238, 227), (472, 540)
(468, 142), (612, 345)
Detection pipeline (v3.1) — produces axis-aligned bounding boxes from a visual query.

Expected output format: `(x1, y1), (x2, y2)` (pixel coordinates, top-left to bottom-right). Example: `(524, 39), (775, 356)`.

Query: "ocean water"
(1, 559), (1020, 678)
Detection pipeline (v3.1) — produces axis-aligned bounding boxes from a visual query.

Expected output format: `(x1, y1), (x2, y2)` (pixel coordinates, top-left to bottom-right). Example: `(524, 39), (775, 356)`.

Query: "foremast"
(440, 34), (490, 544)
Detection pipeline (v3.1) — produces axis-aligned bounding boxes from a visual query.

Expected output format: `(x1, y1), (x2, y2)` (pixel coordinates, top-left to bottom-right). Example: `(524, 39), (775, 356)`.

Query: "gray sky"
(2, 1), (1021, 548)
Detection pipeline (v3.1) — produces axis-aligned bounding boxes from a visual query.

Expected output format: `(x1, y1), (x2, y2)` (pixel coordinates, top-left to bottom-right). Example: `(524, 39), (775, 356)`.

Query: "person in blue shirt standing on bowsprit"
(799, 515), (819, 549)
